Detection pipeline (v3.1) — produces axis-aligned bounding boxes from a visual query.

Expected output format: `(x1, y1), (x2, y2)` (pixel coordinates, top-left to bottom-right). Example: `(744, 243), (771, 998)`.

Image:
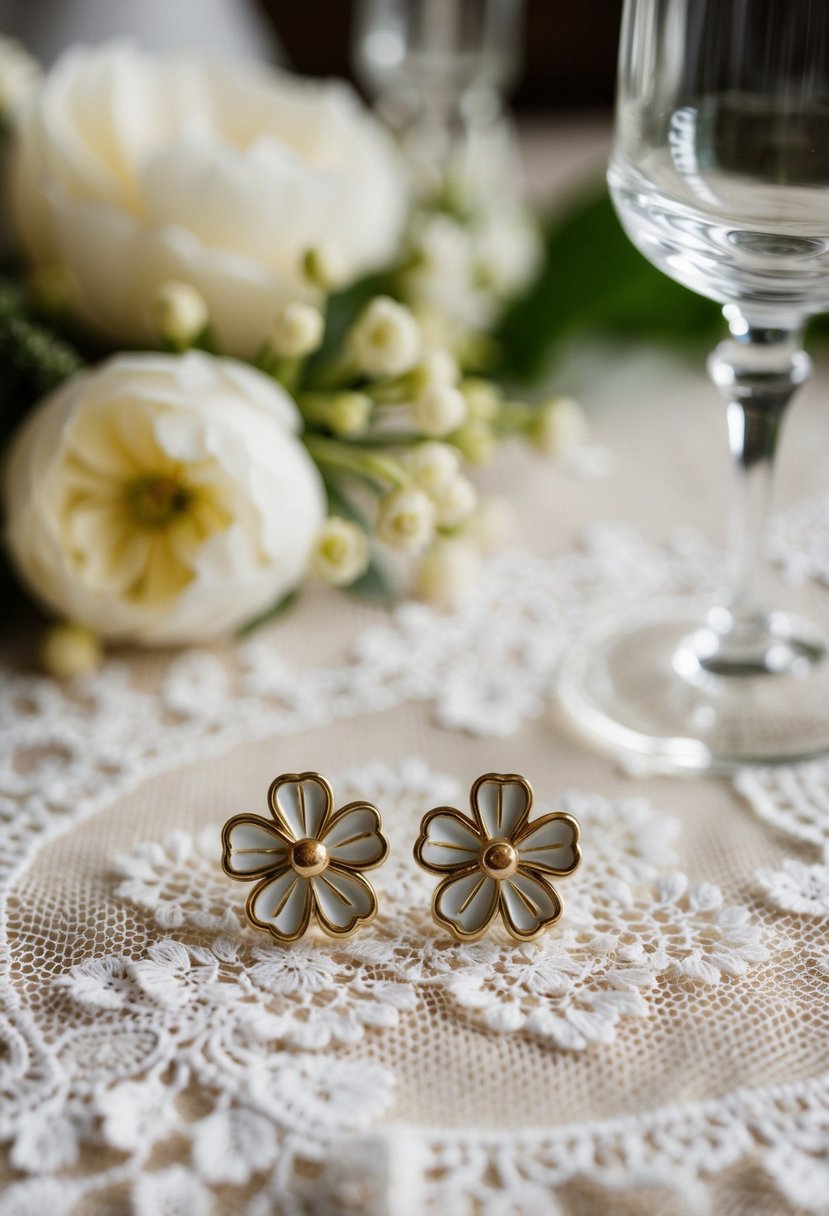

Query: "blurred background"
(0, 0), (624, 112)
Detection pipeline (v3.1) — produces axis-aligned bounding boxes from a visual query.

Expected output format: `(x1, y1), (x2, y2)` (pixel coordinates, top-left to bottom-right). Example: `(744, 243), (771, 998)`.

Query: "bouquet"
(0, 37), (585, 669)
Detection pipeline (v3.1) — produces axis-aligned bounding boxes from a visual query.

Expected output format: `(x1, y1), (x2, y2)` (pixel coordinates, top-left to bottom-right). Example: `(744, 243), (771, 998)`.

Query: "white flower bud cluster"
(374, 487), (436, 552)
(532, 397), (588, 458)
(411, 384), (468, 438)
(350, 296), (421, 378)
(269, 303), (324, 358)
(152, 280), (209, 348)
(309, 518), (369, 586)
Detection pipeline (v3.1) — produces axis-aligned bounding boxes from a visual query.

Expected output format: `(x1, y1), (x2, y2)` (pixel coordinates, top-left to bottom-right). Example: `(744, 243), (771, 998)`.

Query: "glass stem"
(698, 318), (811, 673)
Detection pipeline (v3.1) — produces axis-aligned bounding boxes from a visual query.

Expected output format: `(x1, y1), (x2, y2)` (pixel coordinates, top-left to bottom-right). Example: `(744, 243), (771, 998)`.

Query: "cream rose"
(9, 42), (407, 357)
(3, 351), (326, 644)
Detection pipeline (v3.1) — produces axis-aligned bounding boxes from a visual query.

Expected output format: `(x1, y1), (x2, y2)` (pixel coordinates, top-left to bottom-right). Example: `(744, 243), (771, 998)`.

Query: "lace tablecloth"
(4, 134), (829, 1216)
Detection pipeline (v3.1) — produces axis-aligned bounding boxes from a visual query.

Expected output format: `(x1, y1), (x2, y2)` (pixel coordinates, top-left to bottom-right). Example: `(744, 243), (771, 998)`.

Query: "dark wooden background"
(258, 1), (624, 110)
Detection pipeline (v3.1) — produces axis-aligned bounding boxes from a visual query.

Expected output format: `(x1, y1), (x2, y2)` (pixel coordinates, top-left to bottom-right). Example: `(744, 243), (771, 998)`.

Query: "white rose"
(3, 351), (326, 644)
(0, 36), (41, 119)
(9, 42), (407, 358)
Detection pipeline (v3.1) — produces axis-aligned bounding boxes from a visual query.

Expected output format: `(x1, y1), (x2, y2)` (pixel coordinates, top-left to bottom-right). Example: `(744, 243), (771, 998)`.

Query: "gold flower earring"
(221, 772), (388, 942)
(414, 773), (581, 942)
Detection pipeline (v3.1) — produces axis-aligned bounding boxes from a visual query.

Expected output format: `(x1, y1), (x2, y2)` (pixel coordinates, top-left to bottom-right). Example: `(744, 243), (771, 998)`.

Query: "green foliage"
(0, 278), (84, 450)
(497, 184), (722, 385)
(324, 478), (399, 606)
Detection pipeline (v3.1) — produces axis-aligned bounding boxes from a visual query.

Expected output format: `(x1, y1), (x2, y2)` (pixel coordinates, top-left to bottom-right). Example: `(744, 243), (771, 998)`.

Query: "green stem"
(304, 435), (409, 488)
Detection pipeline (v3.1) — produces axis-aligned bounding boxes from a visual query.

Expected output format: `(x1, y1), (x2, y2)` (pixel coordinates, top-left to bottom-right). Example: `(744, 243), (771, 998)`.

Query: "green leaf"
(497, 184), (722, 385)
(323, 477), (399, 607)
(237, 588), (301, 637)
(307, 272), (393, 377)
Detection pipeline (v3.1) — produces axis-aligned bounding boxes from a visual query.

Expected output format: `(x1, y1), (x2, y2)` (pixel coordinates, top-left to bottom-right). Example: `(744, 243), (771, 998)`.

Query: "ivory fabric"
(2, 122), (829, 1216)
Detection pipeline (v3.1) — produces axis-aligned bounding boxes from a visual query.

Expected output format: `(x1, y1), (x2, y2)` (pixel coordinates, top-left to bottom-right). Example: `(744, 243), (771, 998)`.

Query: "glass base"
(558, 599), (829, 775)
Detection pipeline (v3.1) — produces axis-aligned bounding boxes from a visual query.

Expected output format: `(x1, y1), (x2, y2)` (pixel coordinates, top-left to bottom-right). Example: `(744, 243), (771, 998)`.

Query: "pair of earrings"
(221, 772), (581, 944)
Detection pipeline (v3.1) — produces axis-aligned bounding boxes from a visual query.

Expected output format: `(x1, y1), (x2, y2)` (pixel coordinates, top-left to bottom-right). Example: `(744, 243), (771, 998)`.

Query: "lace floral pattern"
(739, 759), (829, 921)
(1, 524), (828, 1214)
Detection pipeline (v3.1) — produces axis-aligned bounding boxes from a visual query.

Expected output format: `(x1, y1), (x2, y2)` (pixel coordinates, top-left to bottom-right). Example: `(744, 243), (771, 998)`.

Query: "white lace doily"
(2, 524), (829, 1216)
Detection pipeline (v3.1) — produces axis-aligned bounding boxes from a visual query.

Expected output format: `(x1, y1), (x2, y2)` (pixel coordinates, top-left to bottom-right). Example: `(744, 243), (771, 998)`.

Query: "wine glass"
(559, 0), (829, 773)
(351, 0), (524, 196)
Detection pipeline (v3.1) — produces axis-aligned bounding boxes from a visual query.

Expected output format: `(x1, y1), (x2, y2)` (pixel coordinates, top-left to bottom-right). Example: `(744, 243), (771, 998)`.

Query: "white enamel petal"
(516, 815), (580, 875)
(418, 811), (482, 871)
(323, 806), (387, 867)
(272, 777), (330, 840)
(311, 867), (375, 933)
(223, 818), (289, 876)
(434, 870), (499, 939)
(249, 870), (311, 940)
(500, 872), (561, 938)
(473, 778), (530, 840)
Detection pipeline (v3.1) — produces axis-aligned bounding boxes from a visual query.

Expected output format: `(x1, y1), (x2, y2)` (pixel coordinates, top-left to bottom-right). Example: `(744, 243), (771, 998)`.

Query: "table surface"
(2, 119), (829, 1216)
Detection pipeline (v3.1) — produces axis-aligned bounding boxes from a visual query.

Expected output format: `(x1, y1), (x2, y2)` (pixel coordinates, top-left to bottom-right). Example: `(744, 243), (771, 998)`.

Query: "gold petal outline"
(267, 771), (334, 841)
(469, 772), (534, 843)
(244, 867), (313, 943)
(321, 801), (390, 871)
(221, 813), (292, 881)
(514, 811), (582, 878)
(498, 872), (563, 942)
(431, 865), (500, 943)
(310, 864), (379, 939)
(413, 807), (484, 875)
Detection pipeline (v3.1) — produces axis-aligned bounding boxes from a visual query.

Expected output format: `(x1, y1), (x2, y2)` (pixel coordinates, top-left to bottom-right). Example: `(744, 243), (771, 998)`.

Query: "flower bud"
(531, 396), (588, 457)
(152, 280), (209, 348)
(269, 302), (324, 358)
(0, 37), (41, 120)
(415, 537), (482, 611)
(408, 442), (461, 494)
(411, 384), (468, 438)
(414, 347), (459, 389)
(303, 246), (346, 290)
(467, 496), (515, 554)
(431, 475), (478, 528)
(375, 486), (435, 551)
(350, 296), (421, 378)
(460, 378), (500, 422)
(39, 623), (102, 679)
(450, 420), (497, 467)
(327, 393), (373, 438)
(309, 518), (369, 586)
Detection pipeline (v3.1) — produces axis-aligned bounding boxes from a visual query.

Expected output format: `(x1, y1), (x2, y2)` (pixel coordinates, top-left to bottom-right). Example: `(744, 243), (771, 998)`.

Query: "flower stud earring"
(414, 773), (581, 942)
(221, 772), (388, 942)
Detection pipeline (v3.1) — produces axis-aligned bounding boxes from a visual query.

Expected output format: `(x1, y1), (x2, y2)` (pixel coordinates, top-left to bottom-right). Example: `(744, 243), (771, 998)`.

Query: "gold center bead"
(291, 838), (329, 878)
(480, 840), (518, 880)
